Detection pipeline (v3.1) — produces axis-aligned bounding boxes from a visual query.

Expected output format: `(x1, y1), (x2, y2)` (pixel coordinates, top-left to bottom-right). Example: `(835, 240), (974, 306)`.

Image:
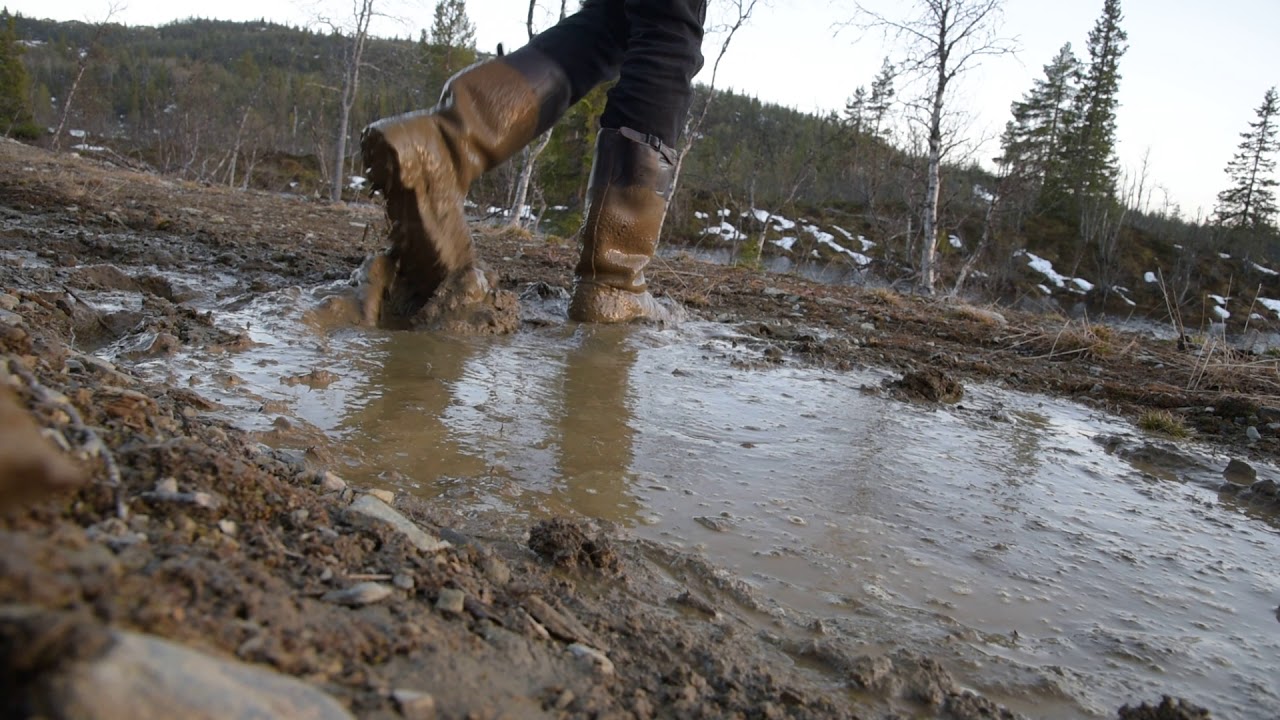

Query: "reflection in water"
(553, 327), (642, 520)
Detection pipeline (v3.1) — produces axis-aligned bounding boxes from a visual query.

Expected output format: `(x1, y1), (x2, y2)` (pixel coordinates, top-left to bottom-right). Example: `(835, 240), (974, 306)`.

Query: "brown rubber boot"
(361, 47), (570, 325)
(568, 127), (679, 324)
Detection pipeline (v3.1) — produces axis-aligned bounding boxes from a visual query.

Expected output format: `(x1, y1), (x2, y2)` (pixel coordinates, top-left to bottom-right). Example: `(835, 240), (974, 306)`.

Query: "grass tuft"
(1138, 409), (1190, 438)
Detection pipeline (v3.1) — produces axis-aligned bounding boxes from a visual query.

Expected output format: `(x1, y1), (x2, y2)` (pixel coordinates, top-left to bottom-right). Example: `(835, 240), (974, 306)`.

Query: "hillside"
(9, 14), (1280, 332)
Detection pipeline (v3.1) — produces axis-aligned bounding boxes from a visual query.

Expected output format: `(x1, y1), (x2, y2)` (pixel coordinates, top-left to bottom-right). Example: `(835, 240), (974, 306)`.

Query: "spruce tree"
(0, 9), (37, 139)
(1062, 0), (1127, 203)
(423, 0), (476, 98)
(999, 43), (1080, 197)
(1215, 87), (1279, 232)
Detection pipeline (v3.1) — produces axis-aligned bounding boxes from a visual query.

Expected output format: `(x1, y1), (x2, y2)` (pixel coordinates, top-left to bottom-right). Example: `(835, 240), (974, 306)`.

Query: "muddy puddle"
(93, 275), (1280, 719)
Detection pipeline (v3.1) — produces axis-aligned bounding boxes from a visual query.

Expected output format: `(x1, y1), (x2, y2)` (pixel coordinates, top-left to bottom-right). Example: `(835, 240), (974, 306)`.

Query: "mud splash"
(108, 279), (1280, 719)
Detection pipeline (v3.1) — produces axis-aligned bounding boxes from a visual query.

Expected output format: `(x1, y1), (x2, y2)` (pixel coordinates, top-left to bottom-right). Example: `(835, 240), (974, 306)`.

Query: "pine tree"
(1215, 87), (1279, 232)
(0, 9), (38, 139)
(423, 0), (476, 98)
(1062, 0), (1127, 203)
(999, 43), (1080, 196)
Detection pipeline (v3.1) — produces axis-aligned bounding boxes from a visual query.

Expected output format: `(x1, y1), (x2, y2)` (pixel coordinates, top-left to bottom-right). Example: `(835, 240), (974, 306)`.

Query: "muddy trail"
(1, 139), (1278, 720)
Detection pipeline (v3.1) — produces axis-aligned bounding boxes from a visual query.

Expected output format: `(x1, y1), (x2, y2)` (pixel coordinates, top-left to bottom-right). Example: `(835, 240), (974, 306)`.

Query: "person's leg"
(602, 0), (707, 147)
(359, 0), (628, 325)
(569, 0), (707, 323)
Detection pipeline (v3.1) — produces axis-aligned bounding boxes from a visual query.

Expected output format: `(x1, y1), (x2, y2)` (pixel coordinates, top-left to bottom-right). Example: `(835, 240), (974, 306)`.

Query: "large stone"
(1, 607), (353, 720)
(348, 494), (451, 553)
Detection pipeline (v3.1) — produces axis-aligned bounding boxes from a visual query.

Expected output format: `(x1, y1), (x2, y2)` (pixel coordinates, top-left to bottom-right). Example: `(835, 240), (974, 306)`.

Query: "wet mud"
(2, 140), (1279, 718)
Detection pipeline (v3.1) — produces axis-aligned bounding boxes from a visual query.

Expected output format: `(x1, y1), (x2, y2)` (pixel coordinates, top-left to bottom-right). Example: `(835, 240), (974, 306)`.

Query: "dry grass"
(1007, 317), (1138, 361)
(1138, 409), (1191, 438)
(865, 287), (903, 307)
(946, 302), (1008, 327)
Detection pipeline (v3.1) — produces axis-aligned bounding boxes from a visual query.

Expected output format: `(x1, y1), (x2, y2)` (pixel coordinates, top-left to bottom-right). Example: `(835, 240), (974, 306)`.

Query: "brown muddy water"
(99, 277), (1280, 719)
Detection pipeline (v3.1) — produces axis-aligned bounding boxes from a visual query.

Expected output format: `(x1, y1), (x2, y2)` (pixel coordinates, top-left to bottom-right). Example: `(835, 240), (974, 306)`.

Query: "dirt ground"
(1, 139), (1270, 719)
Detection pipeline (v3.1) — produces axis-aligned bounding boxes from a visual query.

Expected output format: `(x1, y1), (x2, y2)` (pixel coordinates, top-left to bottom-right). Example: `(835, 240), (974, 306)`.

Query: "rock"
(1117, 696), (1211, 719)
(435, 588), (465, 614)
(694, 515), (735, 533)
(322, 582), (393, 607)
(141, 478), (221, 510)
(568, 644), (615, 676)
(481, 555), (511, 586)
(217, 520), (238, 537)
(860, 322), (876, 333)
(392, 573), (415, 591)
(317, 471), (347, 493)
(1223, 459), (1258, 485)
(1246, 426), (1262, 442)
(0, 386), (85, 511)
(1, 607), (354, 720)
(348, 494), (450, 554)
(523, 595), (595, 645)
(0, 293), (17, 311)
(391, 689), (437, 720)
(366, 489), (395, 505)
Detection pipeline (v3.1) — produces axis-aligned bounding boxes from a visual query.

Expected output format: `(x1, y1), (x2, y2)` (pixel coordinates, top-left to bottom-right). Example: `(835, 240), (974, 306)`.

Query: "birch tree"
(847, 0), (1013, 293)
(327, 0), (377, 203)
(508, 0), (566, 228)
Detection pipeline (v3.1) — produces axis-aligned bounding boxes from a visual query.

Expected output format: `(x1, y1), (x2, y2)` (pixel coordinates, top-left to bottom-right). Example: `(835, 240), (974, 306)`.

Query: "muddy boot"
(568, 128), (680, 324)
(361, 46), (570, 325)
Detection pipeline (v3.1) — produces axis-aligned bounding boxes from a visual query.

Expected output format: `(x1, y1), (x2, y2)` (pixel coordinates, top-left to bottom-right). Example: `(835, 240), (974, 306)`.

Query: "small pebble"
(554, 689), (576, 711)
(391, 689), (437, 720)
(319, 567), (334, 582)
(217, 520), (238, 536)
(156, 478), (179, 495)
(317, 472), (347, 493)
(367, 489), (394, 505)
(435, 588), (465, 614)
(482, 555), (511, 586)
(1246, 426), (1262, 442)
(323, 582), (392, 607)
(568, 643), (614, 676)
(393, 573), (415, 591)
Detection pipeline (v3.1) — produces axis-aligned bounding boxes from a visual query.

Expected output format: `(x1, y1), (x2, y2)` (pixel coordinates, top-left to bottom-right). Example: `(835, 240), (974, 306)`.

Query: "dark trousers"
(526, 0), (707, 149)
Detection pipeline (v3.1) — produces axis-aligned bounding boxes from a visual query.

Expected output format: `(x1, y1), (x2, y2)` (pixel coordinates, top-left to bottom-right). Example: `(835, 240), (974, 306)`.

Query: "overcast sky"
(11, 0), (1279, 219)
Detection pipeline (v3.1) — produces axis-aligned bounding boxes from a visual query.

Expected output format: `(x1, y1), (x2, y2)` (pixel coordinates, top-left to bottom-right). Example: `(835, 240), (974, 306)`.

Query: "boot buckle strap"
(617, 127), (676, 165)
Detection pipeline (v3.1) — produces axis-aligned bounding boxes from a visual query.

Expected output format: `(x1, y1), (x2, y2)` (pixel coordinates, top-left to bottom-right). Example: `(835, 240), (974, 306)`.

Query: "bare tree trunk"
(508, 0), (567, 228)
(920, 81), (945, 293)
(51, 3), (120, 151)
(848, 0), (1013, 293)
(952, 187), (999, 296)
(51, 63), (88, 151)
(330, 0), (376, 203)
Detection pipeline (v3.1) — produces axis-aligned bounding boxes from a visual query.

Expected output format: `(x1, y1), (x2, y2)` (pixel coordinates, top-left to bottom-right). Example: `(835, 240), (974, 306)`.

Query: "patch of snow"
(69, 129), (87, 139)
(551, 205), (568, 211)
(1037, 284), (1053, 295)
(1219, 253), (1232, 260)
(1144, 271), (1158, 284)
(463, 199), (477, 208)
(694, 211), (709, 220)
(1114, 286), (1131, 294)
(857, 235), (875, 251)
(749, 208), (796, 231)
(1209, 294), (1228, 305)
(1258, 298), (1280, 317)
(717, 209), (732, 218)
(773, 237), (798, 251)
(803, 224), (870, 266)
(1212, 306), (1231, 320)
(1251, 313), (1265, 321)
(810, 250), (821, 259)
(1072, 278), (1095, 292)
(72, 144), (107, 153)
(832, 225), (853, 239)
(1251, 262), (1279, 276)
(1174, 244), (1183, 250)
(703, 222), (745, 241)
(347, 175), (367, 190)
(17, 39), (45, 47)
(1120, 295), (1137, 307)
(1015, 250), (1068, 288)
(486, 206), (506, 216)
(973, 184), (995, 203)
(948, 234), (963, 249)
